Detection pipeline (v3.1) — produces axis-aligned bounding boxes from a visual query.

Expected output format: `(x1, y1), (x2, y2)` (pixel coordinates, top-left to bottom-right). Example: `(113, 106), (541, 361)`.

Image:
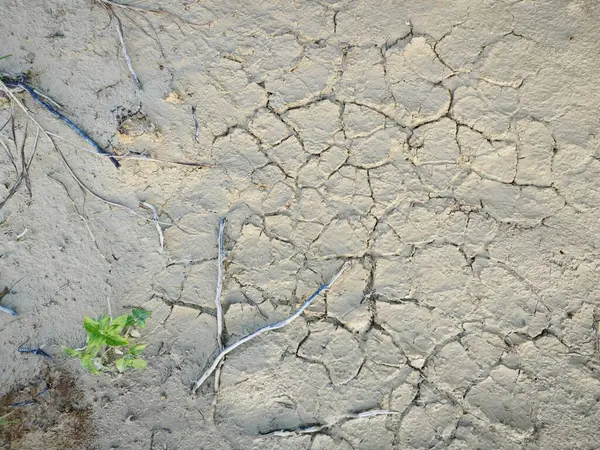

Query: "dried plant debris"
(259, 409), (400, 438)
(0, 114), (40, 210)
(191, 105), (200, 143)
(95, 0), (210, 88)
(0, 73), (120, 168)
(0, 81), (187, 237)
(0, 289), (18, 316)
(116, 106), (157, 140)
(0, 369), (92, 449)
(0, 278), (25, 317)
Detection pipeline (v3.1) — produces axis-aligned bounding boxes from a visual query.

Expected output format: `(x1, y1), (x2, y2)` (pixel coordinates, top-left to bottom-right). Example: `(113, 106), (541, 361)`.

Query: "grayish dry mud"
(1, 0), (600, 449)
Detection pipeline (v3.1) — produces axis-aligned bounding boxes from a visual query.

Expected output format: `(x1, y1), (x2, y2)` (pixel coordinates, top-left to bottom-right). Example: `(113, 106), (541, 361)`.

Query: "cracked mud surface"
(2, 1), (600, 449)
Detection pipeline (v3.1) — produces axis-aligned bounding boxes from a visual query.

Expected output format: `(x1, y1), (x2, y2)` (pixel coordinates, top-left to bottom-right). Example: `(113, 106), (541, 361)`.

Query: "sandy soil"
(1, 0), (600, 448)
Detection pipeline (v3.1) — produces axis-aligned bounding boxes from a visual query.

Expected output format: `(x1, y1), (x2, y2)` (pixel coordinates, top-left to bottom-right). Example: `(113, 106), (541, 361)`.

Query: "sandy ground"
(1, 0), (600, 448)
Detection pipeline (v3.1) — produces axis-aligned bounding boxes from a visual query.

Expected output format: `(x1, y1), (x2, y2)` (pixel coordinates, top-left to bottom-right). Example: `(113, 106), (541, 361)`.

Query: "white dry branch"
(140, 201), (164, 253)
(214, 217), (225, 349)
(259, 409), (401, 438)
(15, 228), (28, 240)
(211, 217), (226, 399)
(191, 106), (200, 143)
(114, 12), (142, 89)
(191, 262), (350, 394)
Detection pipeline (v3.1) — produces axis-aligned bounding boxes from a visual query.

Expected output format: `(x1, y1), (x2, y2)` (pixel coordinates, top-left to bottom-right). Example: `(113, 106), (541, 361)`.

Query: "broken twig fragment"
(0, 286), (17, 316)
(191, 262), (350, 393)
(0, 305), (17, 317)
(114, 13), (142, 89)
(191, 106), (199, 143)
(259, 409), (400, 438)
(47, 131), (214, 167)
(140, 202), (164, 252)
(18, 347), (52, 359)
(16, 228), (28, 240)
(214, 217), (225, 349)
(211, 217), (226, 398)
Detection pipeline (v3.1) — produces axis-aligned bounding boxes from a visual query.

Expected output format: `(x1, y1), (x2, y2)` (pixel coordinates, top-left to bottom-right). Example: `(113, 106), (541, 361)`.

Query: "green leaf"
(129, 344), (146, 356)
(130, 308), (151, 328)
(80, 356), (99, 374)
(98, 315), (111, 330)
(110, 314), (128, 334)
(63, 347), (81, 358)
(86, 340), (103, 357)
(0, 55), (12, 61)
(115, 357), (127, 372)
(104, 334), (129, 347)
(87, 331), (106, 349)
(83, 317), (100, 334)
(126, 358), (147, 370)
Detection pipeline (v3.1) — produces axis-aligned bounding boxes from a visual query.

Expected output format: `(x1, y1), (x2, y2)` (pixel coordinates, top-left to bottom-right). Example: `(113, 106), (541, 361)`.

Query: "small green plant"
(64, 308), (151, 374)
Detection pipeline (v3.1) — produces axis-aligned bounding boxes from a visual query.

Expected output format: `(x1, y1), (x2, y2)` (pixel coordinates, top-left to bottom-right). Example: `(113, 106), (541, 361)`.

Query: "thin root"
(48, 174), (107, 261)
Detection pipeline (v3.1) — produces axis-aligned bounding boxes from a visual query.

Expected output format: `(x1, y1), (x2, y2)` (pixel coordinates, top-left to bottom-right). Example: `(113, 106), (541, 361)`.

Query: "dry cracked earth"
(1, 0), (600, 449)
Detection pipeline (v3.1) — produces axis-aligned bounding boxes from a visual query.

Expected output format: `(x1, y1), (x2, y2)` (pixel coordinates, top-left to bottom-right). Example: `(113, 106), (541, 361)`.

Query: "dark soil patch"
(0, 368), (92, 449)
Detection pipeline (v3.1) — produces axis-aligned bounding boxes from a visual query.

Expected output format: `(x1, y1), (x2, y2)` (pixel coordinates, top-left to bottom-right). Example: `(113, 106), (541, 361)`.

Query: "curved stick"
(192, 262), (349, 394)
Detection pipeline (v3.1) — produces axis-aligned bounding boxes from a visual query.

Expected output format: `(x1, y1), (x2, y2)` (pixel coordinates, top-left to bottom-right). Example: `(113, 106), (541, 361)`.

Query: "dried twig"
(117, 8), (168, 61)
(48, 175), (107, 261)
(0, 119), (39, 210)
(6, 84), (64, 110)
(0, 138), (18, 174)
(114, 12), (141, 88)
(53, 140), (178, 227)
(214, 217), (225, 348)
(19, 121), (32, 197)
(0, 80), (174, 228)
(0, 304), (17, 317)
(26, 127), (40, 189)
(0, 135), (18, 175)
(0, 107), (18, 172)
(259, 409), (400, 438)
(1, 76), (120, 168)
(140, 201), (164, 252)
(99, 0), (165, 14)
(15, 228), (28, 240)
(99, 0), (211, 26)
(0, 106), (14, 134)
(96, 0), (206, 88)
(0, 277), (26, 317)
(191, 262), (350, 393)
(1, 80), (205, 242)
(211, 218), (226, 400)
(47, 131), (214, 167)
(191, 106), (199, 143)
